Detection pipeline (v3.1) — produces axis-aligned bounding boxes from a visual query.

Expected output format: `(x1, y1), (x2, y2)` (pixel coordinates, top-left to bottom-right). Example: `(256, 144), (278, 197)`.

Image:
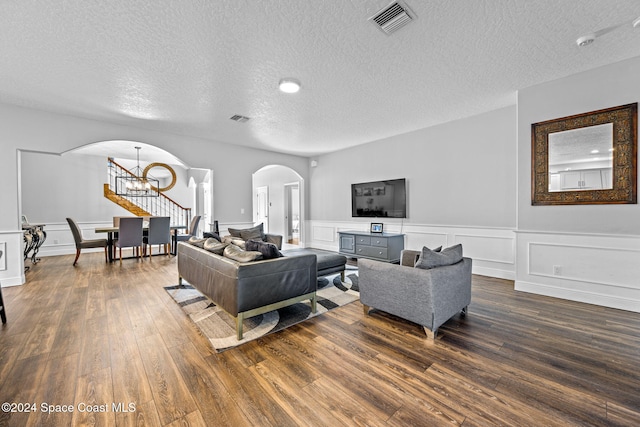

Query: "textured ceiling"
(1, 1), (639, 157)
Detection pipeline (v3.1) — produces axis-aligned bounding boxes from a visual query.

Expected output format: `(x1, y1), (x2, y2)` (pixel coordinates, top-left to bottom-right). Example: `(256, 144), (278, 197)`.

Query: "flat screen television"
(351, 178), (406, 218)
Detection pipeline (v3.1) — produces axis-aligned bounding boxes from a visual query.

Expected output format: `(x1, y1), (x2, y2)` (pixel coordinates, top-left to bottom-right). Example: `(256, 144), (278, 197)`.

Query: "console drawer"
(356, 245), (388, 259)
(370, 237), (388, 247)
(356, 236), (371, 245)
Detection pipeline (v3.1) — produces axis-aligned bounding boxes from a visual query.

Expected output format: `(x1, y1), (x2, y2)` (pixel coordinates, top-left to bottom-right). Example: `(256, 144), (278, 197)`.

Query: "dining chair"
(114, 217), (144, 264)
(172, 215), (201, 254)
(144, 216), (171, 258)
(66, 218), (108, 266)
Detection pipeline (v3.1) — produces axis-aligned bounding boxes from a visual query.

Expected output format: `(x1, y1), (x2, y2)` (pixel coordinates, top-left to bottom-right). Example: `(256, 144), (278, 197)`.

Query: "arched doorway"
(252, 165), (304, 248)
(18, 140), (212, 264)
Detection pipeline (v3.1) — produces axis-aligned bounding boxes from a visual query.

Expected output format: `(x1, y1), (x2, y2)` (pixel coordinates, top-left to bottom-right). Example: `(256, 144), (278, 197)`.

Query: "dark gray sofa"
(177, 241), (317, 340)
(359, 249), (472, 340)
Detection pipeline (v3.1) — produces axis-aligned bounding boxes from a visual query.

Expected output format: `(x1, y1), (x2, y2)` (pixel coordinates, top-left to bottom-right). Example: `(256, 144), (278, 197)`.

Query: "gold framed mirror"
(531, 103), (637, 205)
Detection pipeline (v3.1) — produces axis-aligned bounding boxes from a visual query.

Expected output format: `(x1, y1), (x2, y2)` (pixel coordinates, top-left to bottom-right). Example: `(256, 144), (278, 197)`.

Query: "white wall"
(0, 103), (309, 286)
(516, 56), (640, 312)
(308, 106), (517, 279)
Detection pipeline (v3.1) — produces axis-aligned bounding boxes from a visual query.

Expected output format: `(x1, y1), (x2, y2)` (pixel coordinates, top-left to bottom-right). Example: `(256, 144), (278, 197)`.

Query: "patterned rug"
(164, 269), (359, 352)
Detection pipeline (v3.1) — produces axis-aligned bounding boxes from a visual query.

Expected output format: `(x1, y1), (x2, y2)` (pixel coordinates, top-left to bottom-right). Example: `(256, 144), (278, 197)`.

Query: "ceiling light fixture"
(114, 146), (159, 197)
(577, 15), (640, 46)
(279, 78), (301, 93)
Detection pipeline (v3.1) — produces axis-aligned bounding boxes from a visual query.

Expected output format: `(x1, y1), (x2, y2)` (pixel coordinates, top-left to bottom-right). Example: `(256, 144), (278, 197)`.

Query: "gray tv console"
(338, 230), (404, 263)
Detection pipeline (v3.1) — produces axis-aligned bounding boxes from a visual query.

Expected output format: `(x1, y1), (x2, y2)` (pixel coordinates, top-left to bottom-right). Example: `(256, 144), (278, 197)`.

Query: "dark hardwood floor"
(0, 252), (639, 426)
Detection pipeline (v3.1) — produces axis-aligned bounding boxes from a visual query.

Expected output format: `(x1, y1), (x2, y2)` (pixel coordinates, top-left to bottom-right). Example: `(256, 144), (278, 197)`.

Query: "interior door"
(284, 183), (300, 245)
(256, 186), (269, 232)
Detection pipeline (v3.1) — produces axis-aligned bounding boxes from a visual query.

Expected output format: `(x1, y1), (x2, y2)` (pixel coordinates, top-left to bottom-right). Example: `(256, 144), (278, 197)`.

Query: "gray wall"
(517, 55), (640, 235)
(310, 106), (517, 228)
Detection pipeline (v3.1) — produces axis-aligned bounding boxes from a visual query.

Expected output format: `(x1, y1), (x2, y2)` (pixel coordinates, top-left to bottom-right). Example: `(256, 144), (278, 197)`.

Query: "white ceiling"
(1, 1), (639, 158)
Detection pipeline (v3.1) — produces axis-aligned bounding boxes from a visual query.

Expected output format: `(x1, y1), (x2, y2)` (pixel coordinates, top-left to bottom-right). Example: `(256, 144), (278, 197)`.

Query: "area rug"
(164, 268), (359, 352)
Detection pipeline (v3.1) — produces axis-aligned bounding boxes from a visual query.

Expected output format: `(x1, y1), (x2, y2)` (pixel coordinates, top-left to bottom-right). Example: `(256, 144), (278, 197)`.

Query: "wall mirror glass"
(532, 103), (637, 205)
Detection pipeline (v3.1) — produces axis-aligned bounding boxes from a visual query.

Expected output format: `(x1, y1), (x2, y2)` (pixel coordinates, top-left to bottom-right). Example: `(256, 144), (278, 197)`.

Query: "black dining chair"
(66, 218), (108, 266)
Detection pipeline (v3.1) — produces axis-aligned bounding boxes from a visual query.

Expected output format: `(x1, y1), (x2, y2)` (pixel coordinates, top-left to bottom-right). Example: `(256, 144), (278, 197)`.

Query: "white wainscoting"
(515, 230), (640, 313)
(0, 230), (27, 287)
(306, 220), (515, 280)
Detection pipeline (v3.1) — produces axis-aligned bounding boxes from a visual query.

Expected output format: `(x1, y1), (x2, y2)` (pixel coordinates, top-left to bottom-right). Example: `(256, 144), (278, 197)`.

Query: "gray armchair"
(359, 249), (472, 339)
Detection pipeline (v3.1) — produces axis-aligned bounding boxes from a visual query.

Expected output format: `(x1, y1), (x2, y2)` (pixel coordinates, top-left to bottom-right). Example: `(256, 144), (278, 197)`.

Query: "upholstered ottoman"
(281, 248), (347, 280)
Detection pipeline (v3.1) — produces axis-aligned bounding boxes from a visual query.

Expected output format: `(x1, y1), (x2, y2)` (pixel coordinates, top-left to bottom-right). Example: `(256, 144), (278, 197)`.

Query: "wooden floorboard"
(1, 253), (639, 426)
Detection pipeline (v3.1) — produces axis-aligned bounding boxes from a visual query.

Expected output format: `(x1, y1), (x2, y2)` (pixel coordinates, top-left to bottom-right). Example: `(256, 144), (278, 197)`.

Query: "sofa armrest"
(265, 233), (283, 249)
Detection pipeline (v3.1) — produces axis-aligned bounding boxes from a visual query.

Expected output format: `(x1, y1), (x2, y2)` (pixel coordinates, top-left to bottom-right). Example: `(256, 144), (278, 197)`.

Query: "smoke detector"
(369, 1), (415, 35)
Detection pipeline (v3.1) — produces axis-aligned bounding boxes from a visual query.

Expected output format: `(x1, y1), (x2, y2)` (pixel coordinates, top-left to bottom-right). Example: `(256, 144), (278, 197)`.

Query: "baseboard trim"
(515, 280), (640, 313)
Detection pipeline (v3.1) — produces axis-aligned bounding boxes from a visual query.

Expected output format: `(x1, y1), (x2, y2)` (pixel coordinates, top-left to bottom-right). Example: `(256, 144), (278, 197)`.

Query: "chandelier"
(115, 146), (159, 197)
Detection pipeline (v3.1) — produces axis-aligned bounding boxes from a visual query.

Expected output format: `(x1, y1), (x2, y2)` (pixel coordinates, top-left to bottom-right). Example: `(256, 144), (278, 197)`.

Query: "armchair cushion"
(415, 244), (462, 270)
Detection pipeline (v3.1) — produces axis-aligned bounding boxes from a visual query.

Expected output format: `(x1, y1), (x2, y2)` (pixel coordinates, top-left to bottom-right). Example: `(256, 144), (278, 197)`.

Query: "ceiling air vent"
(230, 114), (250, 123)
(369, 1), (414, 35)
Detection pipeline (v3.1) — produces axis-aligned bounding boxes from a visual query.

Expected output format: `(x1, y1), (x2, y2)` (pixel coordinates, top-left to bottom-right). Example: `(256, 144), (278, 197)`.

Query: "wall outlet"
(54, 239), (59, 244)
(553, 265), (562, 276)
(240, 208), (245, 214)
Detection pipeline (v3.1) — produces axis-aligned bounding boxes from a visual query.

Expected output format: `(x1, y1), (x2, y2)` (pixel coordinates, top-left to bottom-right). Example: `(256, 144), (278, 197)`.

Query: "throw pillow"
(245, 239), (282, 260)
(415, 244), (462, 270)
(187, 236), (207, 248)
(240, 227), (263, 242)
(223, 244), (263, 262)
(203, 232), (221, 242)
(222, 235), (246, 249)
(203, 238), (228, 255)
(228, 223), (264, 240)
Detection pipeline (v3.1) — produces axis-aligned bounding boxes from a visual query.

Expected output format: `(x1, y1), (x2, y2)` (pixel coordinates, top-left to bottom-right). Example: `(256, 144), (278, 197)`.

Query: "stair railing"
(106, 157), (191, 226)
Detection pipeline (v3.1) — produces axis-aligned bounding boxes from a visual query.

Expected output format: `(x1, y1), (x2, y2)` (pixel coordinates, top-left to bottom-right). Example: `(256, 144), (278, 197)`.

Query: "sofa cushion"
(203, 238), (228, 255)
(187, 236), (208, 248)
(228, 223), (264, 240)
(223, 244), (263, 262)
(203, 232), (221, 242)
(415, 244), (462, 270)
(245, 239), (282, 260)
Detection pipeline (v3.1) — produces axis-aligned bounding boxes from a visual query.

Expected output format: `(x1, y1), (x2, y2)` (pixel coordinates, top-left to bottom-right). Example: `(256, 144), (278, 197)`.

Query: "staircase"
(104, 158), (191, 226)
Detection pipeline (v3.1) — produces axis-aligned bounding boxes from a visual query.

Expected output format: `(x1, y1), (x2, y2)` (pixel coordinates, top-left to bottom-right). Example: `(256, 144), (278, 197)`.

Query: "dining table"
(95, 224), (187, 262)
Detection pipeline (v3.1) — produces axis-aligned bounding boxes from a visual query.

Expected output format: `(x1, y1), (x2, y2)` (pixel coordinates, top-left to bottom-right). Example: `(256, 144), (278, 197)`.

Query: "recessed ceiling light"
(279, 78), (301, 93)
